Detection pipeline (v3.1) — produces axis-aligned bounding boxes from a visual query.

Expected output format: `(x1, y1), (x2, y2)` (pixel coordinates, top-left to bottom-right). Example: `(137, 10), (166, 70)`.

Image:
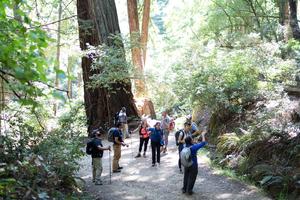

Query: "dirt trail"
(78, 133), (271, 200)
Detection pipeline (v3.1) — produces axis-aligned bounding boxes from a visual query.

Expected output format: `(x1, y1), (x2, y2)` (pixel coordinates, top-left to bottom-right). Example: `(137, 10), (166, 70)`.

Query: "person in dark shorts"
(91, 130), (111, 185)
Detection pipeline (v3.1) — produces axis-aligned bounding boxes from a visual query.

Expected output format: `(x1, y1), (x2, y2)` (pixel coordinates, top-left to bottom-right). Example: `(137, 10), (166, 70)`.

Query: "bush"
(0, 103), (86, 199)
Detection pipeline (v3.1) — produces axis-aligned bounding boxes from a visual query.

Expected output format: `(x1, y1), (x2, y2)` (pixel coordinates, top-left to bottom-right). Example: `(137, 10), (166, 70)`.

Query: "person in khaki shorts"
(91, 130), (111, 185)
(112, 123), (129, 173)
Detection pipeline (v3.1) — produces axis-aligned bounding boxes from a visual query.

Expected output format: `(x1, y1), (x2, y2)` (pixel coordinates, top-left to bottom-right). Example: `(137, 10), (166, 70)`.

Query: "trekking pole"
(109, 150), (112, 184)
(130, 130), (134, 157)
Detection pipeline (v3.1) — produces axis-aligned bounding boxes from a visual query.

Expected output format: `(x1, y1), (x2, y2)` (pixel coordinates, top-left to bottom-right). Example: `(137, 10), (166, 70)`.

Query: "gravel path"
(78, 132), (271, 200)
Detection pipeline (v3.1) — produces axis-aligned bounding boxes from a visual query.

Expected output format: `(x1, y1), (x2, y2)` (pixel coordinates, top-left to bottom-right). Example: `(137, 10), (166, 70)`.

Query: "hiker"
(112, 123), (129, 173)
(161, 111), (171, 153)
(186, 114), (198, 133)
(135, 120), (150, 158)
(119, 107), (130, 139)
(91, 129), (111, 185)
(177, 122), (192, 173)
(169, 116), (176, 132)
(148, 122), (163, 166)
(182, 134), (207, 195)
(186, 114), (202, 141)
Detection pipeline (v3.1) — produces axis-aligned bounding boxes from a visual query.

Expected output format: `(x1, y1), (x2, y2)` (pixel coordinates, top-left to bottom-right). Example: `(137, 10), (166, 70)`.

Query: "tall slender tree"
(54, 0), (62, 116)
(141, 0), (151, 65)
(127, 0), (145, 97)
(77, 0), (138, 131)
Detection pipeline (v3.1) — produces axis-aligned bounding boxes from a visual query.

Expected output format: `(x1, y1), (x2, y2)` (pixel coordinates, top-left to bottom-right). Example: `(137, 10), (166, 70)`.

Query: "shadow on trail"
(78, 132), (270, 200)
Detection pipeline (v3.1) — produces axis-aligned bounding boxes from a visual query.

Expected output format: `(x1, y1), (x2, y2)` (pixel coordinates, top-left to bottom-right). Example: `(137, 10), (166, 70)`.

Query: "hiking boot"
(152, 163), (156, 167)
(113, 169), (121, 173)
(118, 166), (123, 169)
(135, 153), (141, 158)
(92, 179), (95, 183)
(188, 191), (194, 195)
(182, 188), (186, 194)
(143, 152), (146, 158)
(179, 169), (183, 173)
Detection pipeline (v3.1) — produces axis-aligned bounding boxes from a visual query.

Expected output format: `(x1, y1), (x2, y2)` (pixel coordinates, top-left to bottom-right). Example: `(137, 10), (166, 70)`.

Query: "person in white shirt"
(161, 111), (171, 153)
(119, 107), (130, 139)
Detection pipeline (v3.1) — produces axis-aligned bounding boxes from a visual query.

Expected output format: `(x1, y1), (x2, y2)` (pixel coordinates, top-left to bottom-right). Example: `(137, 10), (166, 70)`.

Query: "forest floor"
(78, 132), (271, 200)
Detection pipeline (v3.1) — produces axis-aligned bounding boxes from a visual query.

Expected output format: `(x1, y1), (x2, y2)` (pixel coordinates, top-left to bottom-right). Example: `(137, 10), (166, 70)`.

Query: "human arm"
(97, 145), (111, 151)
(191, 141), (207, 152)
(178, 131), (185, 144)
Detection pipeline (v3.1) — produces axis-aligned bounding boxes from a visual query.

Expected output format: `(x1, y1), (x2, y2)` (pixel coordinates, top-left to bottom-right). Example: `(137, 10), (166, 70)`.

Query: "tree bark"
(77, 0), (138, 132)
(127, 0), (145, 97)
(54, 0), (62, 116)
(279, 0), (289, 26)
(288, 0), (300, 40)
(0, 73), (4, 135)
(67, 56), (73, 99)
(141, 0), (151, 65)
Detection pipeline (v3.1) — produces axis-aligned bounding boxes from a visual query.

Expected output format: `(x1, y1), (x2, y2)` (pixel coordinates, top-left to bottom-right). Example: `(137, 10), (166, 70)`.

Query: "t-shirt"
(92, 138), (103, 158)
(113, 129), (123, 145)
(178, 130), (192, 148)
(191, 122), (198, 133)
(186, 142), (207, 167)
(118, 111), (127, 123)
(148, 128), (163, 143)
(140, 127), (150, 138)
(161, 115), (170, 130)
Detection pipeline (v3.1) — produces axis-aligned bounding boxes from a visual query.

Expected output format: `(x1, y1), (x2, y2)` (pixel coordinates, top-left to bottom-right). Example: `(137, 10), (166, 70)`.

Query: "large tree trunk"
(279, 0), (289, 25)
(141, 0), (151, 65)
(77, 0), (138, 132)
(288, 0), (300, 40)
(278, 0), (291, 41)
(127, 0), (145, 98)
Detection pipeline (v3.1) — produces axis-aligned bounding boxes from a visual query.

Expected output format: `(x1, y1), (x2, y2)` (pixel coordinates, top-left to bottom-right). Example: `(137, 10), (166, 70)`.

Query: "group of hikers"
(87, 107), (207, 195)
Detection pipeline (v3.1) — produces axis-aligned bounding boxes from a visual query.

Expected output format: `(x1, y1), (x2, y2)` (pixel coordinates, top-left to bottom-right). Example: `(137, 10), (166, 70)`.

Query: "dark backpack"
(114, 112), (120, 126)
(175, 129), (184, 146)
(86, 139), (95, 155)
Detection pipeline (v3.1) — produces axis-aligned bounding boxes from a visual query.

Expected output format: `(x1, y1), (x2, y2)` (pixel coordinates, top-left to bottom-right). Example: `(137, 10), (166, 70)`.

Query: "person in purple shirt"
(182, 133), (207, 195)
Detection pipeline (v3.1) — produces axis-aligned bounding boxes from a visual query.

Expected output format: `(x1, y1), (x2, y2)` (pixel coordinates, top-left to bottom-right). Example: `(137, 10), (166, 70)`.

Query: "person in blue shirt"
(182, 133), (207, 195)
(112, 123), (129, 173)
(148, 122), (163, 166)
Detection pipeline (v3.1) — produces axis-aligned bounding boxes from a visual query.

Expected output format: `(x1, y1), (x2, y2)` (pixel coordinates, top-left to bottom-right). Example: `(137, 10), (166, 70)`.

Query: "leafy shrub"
(0, 103), (86, 199)
(217, 133), (240, 155)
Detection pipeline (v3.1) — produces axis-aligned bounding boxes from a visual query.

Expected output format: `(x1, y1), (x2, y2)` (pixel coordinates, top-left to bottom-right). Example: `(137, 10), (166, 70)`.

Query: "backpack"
(175, 129), (184, 146)
(107, 128), (117, 142)
(86, 139), (95, 155)
(114, 112), (119, 125)
(180, 147), (193, 168)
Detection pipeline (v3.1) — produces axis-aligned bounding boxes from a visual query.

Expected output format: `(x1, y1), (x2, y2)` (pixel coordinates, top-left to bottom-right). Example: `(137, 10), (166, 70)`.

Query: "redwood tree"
(77, 0), (138, 132)
(141, 0), (151, 65)
(288, 0), (300, 40)
(127, 0), (145, 97)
